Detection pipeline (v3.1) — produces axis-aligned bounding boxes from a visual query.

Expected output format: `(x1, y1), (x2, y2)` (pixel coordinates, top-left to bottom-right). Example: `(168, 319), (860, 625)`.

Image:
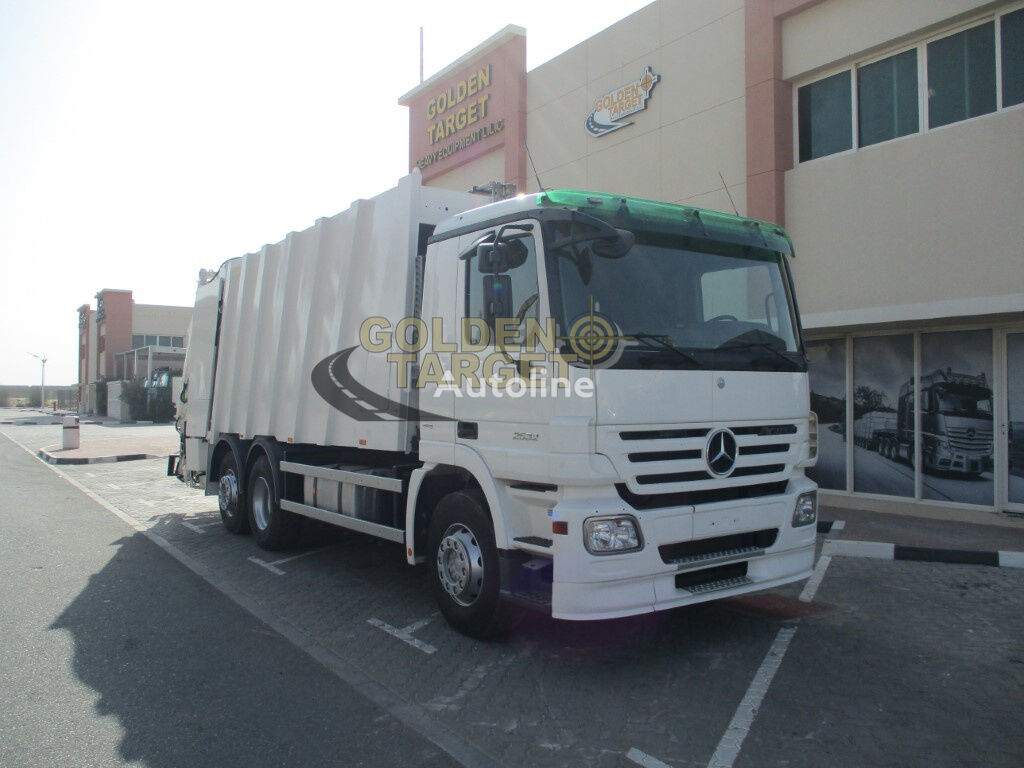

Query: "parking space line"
(247, 548), (329, 576)
(181, 521), (207, 534)
(707, 626), (797, 768)
(799, 555), (831, 603)
(367, 617), (438, 655)
(138, 498), (157, 507)
(626, 747), (672, 768)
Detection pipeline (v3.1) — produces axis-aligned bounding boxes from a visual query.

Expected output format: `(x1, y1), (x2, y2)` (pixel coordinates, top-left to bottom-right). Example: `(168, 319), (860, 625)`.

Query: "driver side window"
(465, 229), (540, 344)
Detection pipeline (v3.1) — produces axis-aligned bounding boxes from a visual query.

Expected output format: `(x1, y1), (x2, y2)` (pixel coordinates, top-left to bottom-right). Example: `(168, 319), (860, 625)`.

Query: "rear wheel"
(247, 453), (300, 551)
(428, 489), (510, 638)
(216, 450), (248, 534)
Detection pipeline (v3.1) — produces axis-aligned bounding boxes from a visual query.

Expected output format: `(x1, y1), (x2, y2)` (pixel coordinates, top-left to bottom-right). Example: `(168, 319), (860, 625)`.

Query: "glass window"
(158, 336), (171, 346)
(920, 330), (993, 506)
(172, 336), (184, 347)
(798, 71), (853, 161)
(131, 334), (144, 349)
(465, 230), (539, 346)
(927, 22), (996, 128)
(806, 339), (847, 491)
(852, 335), (914, 497)
(145, 335), (157, 346)
(1002, 8), (1024, 107)
(858, 49), (919, 147)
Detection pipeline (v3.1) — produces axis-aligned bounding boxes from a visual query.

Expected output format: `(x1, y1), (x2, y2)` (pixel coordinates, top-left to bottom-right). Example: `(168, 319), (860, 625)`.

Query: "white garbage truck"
(172, 171), (819, 636)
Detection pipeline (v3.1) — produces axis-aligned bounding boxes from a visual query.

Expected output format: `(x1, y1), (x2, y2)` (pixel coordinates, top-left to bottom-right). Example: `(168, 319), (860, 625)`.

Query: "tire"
(247, 453), (300, 551)
(428, 489), (510, 638)
(216, 450), (248, 534)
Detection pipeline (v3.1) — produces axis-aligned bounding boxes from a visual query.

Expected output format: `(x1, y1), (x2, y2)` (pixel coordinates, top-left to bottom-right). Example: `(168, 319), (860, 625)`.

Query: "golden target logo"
(564, 311), (626, 369)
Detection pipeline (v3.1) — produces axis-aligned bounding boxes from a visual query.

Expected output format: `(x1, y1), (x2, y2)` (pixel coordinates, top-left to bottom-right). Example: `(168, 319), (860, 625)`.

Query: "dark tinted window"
(1002, 8), (1024, 107)
(927, 22), (996, 128)
(798, 71), (852, 161)
(859, 49), (919, 146)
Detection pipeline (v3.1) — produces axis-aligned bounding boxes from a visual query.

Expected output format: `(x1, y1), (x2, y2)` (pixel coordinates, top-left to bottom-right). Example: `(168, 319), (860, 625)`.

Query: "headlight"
(583, 516), (642, 554)
(792, 491), (817, 527)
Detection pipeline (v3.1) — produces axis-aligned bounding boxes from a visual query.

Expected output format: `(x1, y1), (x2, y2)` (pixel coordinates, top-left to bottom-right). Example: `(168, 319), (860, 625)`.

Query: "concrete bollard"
(62, 415), (80, 450)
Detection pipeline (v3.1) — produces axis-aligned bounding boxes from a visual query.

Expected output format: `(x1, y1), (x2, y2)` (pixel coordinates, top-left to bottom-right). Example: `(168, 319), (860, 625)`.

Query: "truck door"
(453, 220), (556, 465)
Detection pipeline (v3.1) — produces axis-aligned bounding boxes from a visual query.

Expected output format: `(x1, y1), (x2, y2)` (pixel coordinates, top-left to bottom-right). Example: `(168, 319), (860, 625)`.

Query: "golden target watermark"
(356, 314), (629, 398)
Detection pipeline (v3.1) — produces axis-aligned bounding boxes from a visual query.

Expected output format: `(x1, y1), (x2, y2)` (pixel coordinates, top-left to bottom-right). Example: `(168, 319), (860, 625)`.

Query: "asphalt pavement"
(1, 415), (1023, 768)
(0, 431), (455, 768)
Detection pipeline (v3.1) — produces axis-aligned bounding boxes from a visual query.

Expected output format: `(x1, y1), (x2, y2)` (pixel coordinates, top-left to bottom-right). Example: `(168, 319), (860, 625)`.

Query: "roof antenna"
(718, 171), (739, 216)
(525, 143), (546, 192)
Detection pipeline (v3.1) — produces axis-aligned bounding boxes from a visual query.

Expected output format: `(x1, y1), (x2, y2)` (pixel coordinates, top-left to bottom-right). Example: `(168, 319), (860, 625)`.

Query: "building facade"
(400, 0), (1024, 518)
(76, 289), (192, 412)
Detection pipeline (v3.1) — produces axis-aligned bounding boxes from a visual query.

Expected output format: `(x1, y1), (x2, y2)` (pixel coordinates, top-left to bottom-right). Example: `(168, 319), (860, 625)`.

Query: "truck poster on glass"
(806, 339), (846, 491)
(853, 335), (914, 497)
(919, 330), (993, 506)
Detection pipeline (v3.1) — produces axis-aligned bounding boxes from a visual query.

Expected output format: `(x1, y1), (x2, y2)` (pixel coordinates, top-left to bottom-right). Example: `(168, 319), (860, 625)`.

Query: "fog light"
(792, 492), (817, 527)
(583, 516), (642, 554)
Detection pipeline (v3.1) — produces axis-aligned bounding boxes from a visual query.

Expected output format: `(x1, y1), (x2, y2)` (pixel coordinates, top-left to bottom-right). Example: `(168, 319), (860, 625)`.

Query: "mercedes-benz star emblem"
(706, 429), (738, 477)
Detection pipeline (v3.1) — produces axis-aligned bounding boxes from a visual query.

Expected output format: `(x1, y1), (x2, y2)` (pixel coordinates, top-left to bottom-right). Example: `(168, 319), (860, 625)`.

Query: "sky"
(0, 0), (653, 385)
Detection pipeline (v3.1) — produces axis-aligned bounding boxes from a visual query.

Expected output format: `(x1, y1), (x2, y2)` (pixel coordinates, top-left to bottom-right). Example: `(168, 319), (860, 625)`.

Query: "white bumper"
(547, 477), (817, 621)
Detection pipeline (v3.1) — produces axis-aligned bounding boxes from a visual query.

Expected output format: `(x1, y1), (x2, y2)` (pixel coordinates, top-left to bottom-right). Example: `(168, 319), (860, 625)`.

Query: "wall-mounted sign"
(585, 66), (660, 137)
(399, 28), (527, 189)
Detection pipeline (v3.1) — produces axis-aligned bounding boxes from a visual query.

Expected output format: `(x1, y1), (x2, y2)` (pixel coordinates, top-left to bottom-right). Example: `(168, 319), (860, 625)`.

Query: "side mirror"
(483, 274), (513, 329)
(591, 228), (635, 258)
(477, 238), (529, 273)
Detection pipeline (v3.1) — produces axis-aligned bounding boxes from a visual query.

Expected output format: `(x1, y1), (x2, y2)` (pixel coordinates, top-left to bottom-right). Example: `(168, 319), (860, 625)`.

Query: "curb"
(36, 450), (171, 466)
(822, 538), (1024, 569)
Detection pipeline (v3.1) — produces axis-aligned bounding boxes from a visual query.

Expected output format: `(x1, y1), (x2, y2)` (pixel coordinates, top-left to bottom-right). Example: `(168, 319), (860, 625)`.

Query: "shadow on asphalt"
(48, 531), (454, 768)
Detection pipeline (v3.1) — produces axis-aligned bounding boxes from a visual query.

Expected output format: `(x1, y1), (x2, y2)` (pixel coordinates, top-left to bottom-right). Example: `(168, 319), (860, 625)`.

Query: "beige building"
(402, 0), (1024, 518)
(77, 289), (192, 413)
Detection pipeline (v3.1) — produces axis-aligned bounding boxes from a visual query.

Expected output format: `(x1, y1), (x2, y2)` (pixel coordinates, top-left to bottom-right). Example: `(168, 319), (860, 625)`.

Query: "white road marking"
(799, 555), (831, 603)
(247, 556), (286, 575)
(85, 472), (96, 477)
(367, 617), (437, 655)
(181, 521), (207, 534)
(706, 626), (798, 768)
(138, 498), (156, 507)
(107, 483), (121, 489)
(823, 539), (895, 560)
(246, 548), (328, 576)
(627, 747), (672, 768)
(2, 430), (499, 768)
(999, 551), (1024, 568)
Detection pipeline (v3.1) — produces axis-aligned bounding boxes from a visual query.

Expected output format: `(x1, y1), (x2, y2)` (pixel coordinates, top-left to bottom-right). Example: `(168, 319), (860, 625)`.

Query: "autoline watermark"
(358, 316), (602, 398)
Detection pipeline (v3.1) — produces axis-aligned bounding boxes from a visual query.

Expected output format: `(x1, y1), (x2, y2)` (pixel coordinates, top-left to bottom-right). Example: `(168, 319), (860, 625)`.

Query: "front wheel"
(247, 453), (300, 551)
(428, 489), (508, 638)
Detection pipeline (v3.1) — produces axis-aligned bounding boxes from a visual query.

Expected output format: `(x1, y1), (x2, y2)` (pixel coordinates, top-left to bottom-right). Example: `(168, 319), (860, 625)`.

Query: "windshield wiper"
(718, 341), (802, 370)
(626, 333), (700, 367)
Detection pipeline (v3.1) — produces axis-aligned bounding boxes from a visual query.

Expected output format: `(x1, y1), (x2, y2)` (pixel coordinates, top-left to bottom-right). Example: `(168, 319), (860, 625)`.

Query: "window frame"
(793, 3), (1024, 166)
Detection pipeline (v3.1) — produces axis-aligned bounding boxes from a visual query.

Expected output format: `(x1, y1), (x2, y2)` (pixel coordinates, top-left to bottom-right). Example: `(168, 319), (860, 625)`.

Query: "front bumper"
(546, 477), (817, 621)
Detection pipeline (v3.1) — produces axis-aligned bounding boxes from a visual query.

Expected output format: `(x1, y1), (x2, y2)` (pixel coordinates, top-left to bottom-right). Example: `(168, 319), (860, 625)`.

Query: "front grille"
(616, 480), (789, 510)
(601, 420), (802, 501)
(659, 528), (778, 565)
(945, 426), (992, 453)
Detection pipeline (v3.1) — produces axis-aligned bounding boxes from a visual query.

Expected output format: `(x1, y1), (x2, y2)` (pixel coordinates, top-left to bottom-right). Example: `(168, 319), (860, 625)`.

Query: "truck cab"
(413, 190), (817, 626)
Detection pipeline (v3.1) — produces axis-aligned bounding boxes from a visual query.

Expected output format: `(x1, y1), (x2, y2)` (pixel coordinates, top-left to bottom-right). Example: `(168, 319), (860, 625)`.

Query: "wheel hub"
(218, 470), (238, 514)
(252, 476), (272, 531)
(437, 524), (484, 607)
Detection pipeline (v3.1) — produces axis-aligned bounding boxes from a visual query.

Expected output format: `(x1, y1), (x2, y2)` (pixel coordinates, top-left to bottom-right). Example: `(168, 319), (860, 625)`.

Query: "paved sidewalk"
(821, 504), (1024, 553)
(39, 433), (178, 464)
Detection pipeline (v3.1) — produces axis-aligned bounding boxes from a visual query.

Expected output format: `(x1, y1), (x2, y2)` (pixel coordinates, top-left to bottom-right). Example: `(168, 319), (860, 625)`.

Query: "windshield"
(543, 220), (804, 371)
(935, 387), (993, 417)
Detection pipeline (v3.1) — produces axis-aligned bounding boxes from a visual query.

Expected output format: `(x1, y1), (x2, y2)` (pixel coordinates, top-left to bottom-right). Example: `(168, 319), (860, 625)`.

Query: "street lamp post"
(28, 352), (47, 410)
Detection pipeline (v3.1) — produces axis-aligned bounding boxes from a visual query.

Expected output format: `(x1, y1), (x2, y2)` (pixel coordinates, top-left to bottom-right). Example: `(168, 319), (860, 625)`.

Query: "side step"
(280, 499), (405, 543)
